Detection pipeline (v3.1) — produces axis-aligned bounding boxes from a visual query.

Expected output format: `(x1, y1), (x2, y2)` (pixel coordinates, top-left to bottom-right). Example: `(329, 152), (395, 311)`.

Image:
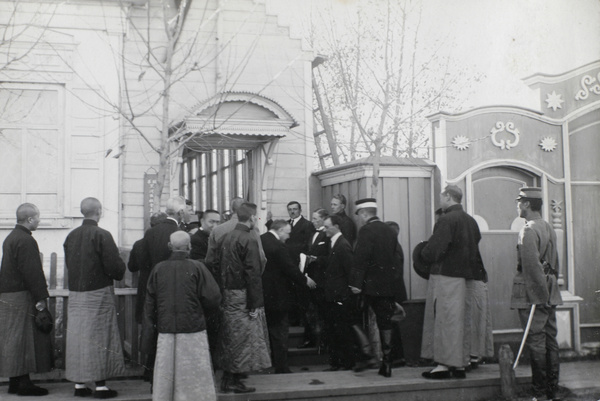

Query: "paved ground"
(1, 360), (599, 401)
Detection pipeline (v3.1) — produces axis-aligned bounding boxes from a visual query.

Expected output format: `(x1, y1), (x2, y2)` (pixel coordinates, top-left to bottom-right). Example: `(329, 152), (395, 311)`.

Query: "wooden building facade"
(0, 0), (315, 256)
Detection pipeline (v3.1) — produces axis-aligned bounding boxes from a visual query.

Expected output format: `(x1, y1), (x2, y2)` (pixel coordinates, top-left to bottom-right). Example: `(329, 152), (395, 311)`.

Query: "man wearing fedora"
(511, 187), (562, 401)
(419, 185), (484, 379)
(349, 198), (403, 378)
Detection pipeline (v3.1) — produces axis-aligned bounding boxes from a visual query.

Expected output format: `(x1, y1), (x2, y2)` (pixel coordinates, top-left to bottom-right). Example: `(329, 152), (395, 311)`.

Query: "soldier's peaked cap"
(354, 198), (377, 214)
(516, 187), (542, 201)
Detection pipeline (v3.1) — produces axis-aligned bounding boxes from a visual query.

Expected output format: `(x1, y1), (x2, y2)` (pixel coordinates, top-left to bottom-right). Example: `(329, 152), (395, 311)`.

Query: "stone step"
(5, 361), (600, 401)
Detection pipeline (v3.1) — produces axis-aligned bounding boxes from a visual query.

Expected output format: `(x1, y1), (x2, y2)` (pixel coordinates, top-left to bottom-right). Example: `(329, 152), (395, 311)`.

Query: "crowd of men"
(0, 185), (563, 401)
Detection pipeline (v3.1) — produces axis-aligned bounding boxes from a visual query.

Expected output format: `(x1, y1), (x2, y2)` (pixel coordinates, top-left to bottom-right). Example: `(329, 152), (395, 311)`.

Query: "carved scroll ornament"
(490, 121), (520, 150)
(575, 72), (600, 101)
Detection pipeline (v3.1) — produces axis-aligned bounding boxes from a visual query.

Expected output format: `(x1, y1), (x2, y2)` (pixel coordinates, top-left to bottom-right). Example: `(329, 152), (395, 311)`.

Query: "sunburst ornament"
(545, 91), (564, 111)
(452, 135), (471, 151)
(539, 136), (558, 152)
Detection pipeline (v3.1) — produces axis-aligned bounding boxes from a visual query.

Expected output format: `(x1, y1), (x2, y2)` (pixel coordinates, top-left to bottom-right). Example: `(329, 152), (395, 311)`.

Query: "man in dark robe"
(190, 209), (221, 262)
(419, 185), (483, 380)
(261, 220), (316, 374)
(0, 203), (50, 396)
(142, 231), (221, 401)
(330, 194), (356, 245)
(217, 203), (271, 393)
(64, 197), (126, 398)
(136, 197), (190, 381)
(127, 212), (166, 321)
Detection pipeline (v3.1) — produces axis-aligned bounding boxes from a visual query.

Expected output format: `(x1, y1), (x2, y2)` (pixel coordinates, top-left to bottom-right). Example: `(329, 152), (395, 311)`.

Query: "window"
(0, 83), (64, 217)
(180, 149), (247, 213)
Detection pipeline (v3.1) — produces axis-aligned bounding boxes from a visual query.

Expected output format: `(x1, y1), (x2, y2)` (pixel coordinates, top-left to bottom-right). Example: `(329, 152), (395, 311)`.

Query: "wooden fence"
(42, 249), (142, 371)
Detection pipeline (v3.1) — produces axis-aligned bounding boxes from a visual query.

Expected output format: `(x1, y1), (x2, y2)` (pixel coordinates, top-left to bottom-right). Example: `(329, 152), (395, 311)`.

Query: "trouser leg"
(519, 306), (553, 398)
(545, 307), (560, 399)
(266, 309), (289, 372)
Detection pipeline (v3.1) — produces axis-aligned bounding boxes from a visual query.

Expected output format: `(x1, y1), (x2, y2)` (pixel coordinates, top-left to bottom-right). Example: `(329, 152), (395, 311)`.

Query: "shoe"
(220, 373), (231, 393)
(392, 358), (406, 368)
(323, 366), (340, 372)
(274, 368), (293, 374)
(452, 369), (466, 379)
(93, 389), (118, 399)
(226, 379), (255, 394)
(17, 384), (49, 396)
(353, 358), (378, 372)
(422, 369), (451, 379)
(238, 373), (249, 379)
(297, 339), (315, 349)
(74, 387), (93, 397)
(8, 377), (19, 394)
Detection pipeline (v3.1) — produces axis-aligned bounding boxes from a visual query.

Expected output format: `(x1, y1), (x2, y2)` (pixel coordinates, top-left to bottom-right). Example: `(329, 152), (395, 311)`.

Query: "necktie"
(289, 219), (294, 228)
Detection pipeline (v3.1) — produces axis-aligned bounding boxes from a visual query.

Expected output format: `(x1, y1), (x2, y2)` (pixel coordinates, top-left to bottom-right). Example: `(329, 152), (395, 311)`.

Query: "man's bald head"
(169, 231), (191, 251)
(80, 197), (102, 219)
(16, 203), (40, 230)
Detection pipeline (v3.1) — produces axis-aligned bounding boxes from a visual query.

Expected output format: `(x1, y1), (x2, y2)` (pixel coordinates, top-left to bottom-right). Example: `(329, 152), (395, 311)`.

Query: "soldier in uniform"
(349, 198), (401, 378)
(511, 187), (563, 401)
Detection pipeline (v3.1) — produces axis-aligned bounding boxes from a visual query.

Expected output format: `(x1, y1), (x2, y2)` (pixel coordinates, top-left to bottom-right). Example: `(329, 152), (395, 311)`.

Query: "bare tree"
(310, 0), (479, 196)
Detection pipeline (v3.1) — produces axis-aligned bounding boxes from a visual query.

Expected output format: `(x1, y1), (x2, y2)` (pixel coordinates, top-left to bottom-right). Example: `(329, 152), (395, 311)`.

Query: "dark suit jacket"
(323, 235), (353, 302)
(261, 231), (307, 311)
(306, 230), (330, 285)
(349, 217), (401, 297)
(135, 219), (180, 323)
(286, 216), (315, 265)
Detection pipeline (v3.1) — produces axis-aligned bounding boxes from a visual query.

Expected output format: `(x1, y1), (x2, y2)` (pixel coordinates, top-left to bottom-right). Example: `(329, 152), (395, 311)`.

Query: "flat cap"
(354, 198), (377, 214)
(516, 187), (542, 201)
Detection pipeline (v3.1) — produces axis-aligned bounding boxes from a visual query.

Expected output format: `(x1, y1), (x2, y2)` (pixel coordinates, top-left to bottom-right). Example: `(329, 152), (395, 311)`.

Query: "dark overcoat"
(134, 219), (179, 323)
(349, 217), (401, 297)
(261, 232), (307, 311)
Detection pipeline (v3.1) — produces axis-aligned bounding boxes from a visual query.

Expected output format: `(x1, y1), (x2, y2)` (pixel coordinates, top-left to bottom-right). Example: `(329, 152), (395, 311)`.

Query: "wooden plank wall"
(316, 174), (433, 300)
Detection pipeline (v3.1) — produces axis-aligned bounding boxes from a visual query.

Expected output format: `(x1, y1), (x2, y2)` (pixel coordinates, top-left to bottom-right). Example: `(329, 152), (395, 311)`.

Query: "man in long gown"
(217, 203), (271, 394)
(142, 231), (221, 401)
(0, 203), (51, 396)
(64, 197), (126, 398)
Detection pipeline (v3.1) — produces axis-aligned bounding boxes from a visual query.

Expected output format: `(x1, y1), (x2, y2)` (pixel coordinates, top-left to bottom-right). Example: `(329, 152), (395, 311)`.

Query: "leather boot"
(546, 348), (560, 400)
(352, 324), (376, 372)
(530, 350), (548, 398)
(378, 329), (393, 378)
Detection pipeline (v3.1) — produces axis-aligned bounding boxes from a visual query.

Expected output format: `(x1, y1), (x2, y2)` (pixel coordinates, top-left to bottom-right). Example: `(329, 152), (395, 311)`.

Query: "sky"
(265, 0), (600, 112)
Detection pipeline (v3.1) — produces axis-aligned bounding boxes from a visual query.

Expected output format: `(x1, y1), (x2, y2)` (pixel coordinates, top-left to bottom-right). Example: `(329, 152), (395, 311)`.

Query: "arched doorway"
(471, 166), (539, 331)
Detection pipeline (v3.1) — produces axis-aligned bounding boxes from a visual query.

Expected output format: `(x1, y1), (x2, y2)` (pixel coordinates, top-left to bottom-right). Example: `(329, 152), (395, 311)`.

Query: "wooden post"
(499, 344), (517, 400)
